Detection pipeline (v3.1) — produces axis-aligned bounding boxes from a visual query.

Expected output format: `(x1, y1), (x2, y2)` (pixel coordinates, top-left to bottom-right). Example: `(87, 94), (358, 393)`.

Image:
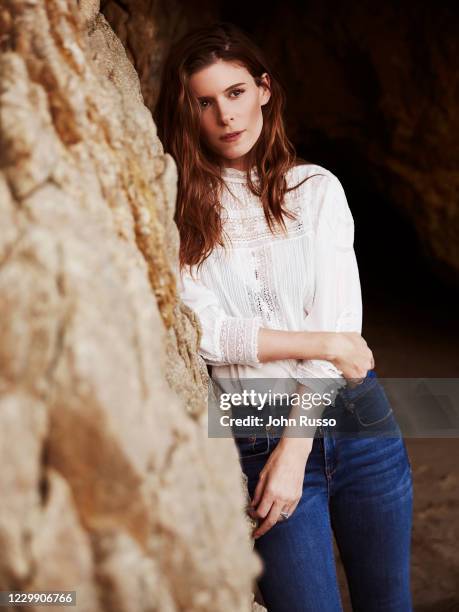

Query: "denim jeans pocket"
(235, 433), (271, 460)
(350, 381), (395, 428)
(341, 373), (378, 402)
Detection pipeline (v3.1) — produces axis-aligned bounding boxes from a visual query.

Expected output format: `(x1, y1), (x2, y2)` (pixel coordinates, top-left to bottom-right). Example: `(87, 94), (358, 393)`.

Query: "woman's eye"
(199, 89), (244, 109)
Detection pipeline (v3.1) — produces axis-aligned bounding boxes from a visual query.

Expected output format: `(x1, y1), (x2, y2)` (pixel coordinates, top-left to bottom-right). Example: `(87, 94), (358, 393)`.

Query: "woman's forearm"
(257, 328), (374, 382)
(257, 328), (334, 363)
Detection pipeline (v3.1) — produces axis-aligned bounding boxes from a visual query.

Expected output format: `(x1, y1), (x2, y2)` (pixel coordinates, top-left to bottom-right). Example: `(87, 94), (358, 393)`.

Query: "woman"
(154, 21), (413, 612)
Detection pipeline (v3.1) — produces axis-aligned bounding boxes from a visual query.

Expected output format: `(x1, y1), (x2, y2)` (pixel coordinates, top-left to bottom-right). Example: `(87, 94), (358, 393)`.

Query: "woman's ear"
(259, 72), (271, 106)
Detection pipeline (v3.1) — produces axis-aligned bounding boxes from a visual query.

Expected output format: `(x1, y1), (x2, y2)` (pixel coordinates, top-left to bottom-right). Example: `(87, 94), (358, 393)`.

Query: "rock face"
(0, 1), (263, 610)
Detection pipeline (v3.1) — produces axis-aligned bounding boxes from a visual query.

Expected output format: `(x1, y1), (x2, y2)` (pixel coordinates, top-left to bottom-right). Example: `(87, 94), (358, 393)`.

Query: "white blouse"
(178, 163), (362, 396)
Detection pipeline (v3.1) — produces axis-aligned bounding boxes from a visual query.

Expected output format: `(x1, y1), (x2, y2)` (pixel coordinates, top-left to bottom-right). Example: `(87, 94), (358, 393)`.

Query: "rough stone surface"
(0, 1), (263, 610)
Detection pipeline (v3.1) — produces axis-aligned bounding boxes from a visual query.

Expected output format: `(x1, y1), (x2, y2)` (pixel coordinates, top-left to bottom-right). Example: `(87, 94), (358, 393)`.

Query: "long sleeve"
(179, 264), (264, 368)
(294, 173), (362, 394)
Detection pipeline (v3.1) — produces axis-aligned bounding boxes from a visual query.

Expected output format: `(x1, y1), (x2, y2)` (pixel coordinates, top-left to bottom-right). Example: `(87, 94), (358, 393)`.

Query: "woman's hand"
(248, 437), (313, 539)
(326, 331), (374, 384)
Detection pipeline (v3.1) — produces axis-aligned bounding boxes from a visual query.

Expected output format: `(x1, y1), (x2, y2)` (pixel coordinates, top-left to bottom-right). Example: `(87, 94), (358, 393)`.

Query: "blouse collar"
(221, 166), (259, 183)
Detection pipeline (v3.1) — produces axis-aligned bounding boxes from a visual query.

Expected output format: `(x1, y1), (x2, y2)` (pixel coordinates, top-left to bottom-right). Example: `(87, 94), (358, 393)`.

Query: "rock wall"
(0, 1), (263, 610)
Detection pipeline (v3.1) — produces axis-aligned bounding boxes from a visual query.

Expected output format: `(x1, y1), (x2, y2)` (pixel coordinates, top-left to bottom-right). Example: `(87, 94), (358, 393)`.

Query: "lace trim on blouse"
(219, 166), (310, 248)
(219, 316), (263, 365)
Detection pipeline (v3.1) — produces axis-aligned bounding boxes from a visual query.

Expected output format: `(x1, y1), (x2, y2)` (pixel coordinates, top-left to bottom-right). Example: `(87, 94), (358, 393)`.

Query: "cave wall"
(256, 2), (458, 285)
(0, 0), (263, 610)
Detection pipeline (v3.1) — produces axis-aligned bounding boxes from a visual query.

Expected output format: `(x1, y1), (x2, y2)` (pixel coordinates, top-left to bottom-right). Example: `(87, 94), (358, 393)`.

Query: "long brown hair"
(154, 21), (316, 273)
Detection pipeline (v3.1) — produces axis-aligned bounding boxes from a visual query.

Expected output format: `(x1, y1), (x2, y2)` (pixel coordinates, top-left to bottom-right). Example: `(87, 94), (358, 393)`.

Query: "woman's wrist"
(277, 435), (313, 459)
(257, 329), (339, 363)
(319, 332), (339, 363)
(297, 331), (338, 363)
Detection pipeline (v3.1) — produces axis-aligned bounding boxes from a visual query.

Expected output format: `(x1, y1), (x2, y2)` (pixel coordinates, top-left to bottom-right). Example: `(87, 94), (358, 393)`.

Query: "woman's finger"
(253, 499), (285, 539)
(347, 377), (364, 388)
(251, 468), (271, 508)
(253, 485), (277, 520)
(280, 501), (297, 520)
(250, 471), (267, 508)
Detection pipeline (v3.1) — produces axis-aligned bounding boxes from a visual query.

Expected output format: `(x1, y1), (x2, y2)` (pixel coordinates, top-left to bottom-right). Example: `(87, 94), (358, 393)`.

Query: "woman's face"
(189, 59), (271, 171)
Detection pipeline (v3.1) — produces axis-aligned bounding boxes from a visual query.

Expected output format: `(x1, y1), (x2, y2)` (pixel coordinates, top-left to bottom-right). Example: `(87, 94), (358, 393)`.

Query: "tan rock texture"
(0, 1), (264, 610)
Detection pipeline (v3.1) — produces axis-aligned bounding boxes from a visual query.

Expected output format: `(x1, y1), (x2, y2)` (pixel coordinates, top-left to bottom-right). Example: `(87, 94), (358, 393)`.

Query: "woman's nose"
(215, 101), (233, 125)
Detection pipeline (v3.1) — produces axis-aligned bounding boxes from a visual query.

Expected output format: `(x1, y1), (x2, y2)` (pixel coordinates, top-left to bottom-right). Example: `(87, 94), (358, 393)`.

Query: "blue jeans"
(235, 372), (413, 611)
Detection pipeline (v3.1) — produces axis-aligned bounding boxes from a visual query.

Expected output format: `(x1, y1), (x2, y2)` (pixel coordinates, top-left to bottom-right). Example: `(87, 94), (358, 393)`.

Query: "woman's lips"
(220, 130), (244, 142)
